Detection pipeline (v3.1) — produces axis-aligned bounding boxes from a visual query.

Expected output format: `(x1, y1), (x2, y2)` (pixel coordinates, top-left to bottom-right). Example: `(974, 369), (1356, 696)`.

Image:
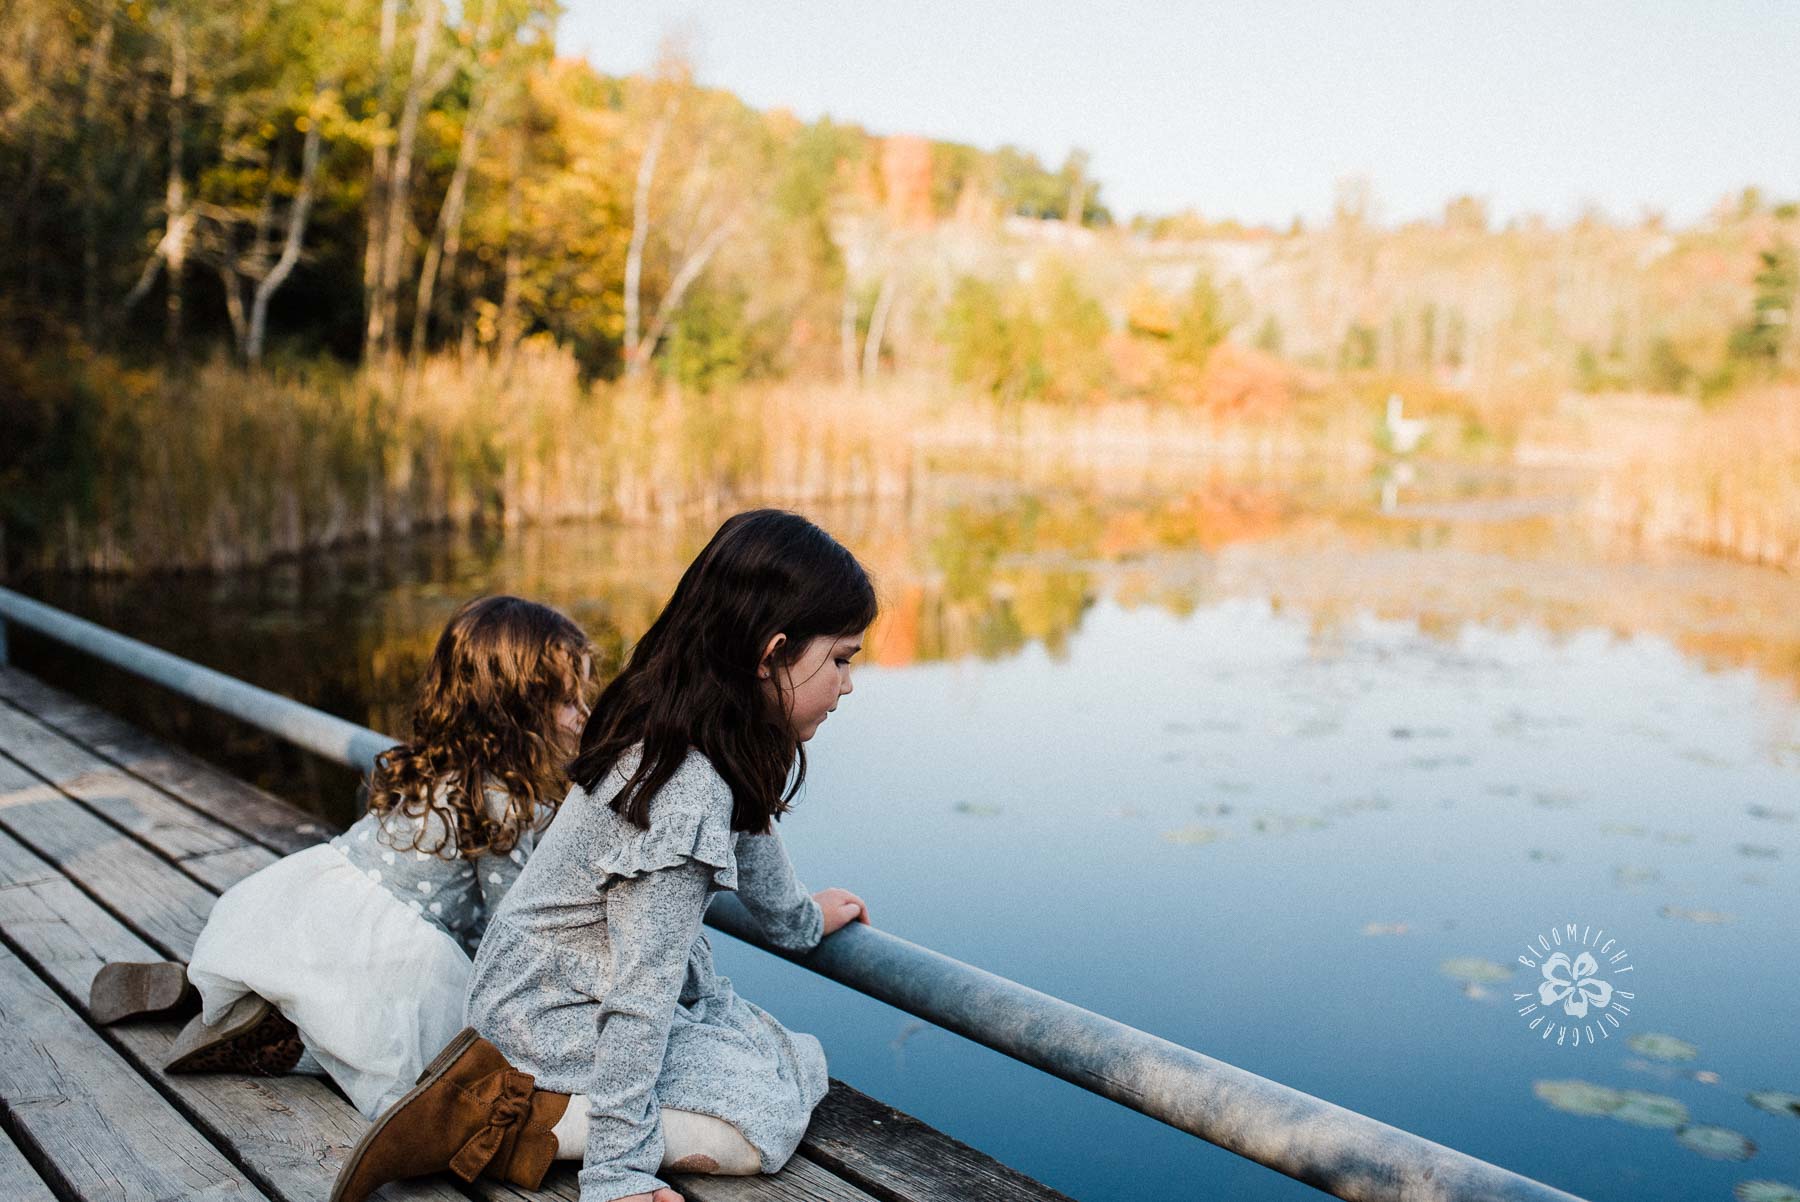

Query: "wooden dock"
(0, 665), (1075, 1202)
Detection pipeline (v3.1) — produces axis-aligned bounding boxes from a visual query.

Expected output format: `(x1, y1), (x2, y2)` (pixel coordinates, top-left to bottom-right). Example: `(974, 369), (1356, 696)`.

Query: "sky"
(559, 1), (1800, 229)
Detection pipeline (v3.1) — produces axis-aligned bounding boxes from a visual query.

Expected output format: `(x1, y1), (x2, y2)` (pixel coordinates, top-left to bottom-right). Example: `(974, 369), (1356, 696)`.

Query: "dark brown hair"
(571, 509), (877, 833)
(369, 595), (593, 857)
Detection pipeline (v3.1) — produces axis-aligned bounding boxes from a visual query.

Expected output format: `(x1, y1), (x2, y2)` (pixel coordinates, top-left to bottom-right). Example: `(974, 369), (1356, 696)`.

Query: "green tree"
(1033, 264), (1108, 402)
(944, 276), (1026, 399)
(1339, 322), (1378, 371)
(1170, 272), (1229, 370)
(1726, 242), (1797, 375)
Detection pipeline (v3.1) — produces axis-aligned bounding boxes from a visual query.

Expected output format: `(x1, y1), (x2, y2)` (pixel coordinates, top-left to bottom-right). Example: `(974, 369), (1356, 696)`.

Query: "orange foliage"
(879, 135), (935, 228)
(870, 582), (926, 666)
(1096, 486), (1287, 559)
(1191, 343), (1297, 416)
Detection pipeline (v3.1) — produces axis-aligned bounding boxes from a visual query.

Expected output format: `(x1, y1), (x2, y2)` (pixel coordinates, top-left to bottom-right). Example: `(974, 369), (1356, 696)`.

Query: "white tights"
(551, 1096), (761, 1175)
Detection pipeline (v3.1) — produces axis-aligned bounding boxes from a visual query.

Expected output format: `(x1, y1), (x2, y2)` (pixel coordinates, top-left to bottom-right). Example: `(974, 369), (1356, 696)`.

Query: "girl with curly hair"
(331, 509), (876, 1202)
(88, 594), (593, 1120)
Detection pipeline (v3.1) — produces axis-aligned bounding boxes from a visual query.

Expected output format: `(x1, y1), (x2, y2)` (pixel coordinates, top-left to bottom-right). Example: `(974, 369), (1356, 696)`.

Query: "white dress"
(186, 789), (541, 1118)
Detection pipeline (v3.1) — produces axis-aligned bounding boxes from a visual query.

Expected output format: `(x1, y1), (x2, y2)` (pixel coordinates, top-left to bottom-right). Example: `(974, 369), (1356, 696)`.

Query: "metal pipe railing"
(0, 588), (391, 772)
(0, 585), (1585, 1202)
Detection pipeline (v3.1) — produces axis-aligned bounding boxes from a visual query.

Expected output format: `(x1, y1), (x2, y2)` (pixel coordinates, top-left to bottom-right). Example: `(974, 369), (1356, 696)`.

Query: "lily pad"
(1533, 1079), (1624, 1117)
(1660, 905), (1735, 925)
(1675, 1123), (1756, 1161)
(1747, 1090), (1800, 1119)
(1735, 1182), (1800, 1202)
(1612, 1091), (1689, 1128)
(1250, 813), (1328, 835)
(1159, 824), (1224, 846)
(1628, 1033), (1700, 1062)
(1439, 957), (1512, 985)
(952, 801), (1002, 817)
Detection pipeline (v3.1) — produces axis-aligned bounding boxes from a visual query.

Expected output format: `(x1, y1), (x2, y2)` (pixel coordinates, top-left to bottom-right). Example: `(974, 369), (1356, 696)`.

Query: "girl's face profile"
(763, 633), (861, 742)
(556, 655), (593, 743)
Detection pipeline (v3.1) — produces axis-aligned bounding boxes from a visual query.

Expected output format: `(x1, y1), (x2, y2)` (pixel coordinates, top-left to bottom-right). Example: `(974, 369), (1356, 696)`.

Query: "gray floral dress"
(465, 745), (829, 1202)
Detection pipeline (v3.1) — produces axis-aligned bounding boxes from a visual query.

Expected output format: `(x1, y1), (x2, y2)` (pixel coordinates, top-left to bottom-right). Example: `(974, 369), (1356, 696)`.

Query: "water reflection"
(26, 464), (1800, 706)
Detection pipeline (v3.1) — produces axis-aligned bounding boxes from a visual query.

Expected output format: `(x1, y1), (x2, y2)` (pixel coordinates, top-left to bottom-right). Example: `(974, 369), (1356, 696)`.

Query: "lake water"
(14, 460), (1800, 1202)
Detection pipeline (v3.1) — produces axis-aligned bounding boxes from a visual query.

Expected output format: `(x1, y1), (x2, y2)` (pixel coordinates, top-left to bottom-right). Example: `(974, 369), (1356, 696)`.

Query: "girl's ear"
(757, 633), (787, 680)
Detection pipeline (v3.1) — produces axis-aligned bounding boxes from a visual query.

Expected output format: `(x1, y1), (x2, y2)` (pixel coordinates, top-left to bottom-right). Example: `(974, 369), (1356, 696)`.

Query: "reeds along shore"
(1586, 388), (1800, 571)
(0, 341), (1374, 576)
(4, 336), (1795, 576)
(4, 344), (918, 574)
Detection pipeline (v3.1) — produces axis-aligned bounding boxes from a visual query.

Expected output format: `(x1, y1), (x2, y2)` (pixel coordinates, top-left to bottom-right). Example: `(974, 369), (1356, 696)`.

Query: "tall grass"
(1589, 387), (1800, 569)
(12, 337), (1790, 576)
(4, 342), (942, 573)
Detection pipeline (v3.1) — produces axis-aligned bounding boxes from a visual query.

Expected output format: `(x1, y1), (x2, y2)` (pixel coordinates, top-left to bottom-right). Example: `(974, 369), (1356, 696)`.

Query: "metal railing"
(0, 586), (1585, 1202)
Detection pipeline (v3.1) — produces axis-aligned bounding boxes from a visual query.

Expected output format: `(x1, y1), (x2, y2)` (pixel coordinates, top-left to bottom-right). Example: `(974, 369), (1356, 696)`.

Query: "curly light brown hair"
(368, 595), (592, 858)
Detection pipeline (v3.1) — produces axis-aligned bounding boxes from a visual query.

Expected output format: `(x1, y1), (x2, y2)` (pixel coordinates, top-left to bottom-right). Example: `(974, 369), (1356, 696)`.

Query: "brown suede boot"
(164, 994), (304, 1075)
(89, 961), (199, 1025)
(329, 1027), (571, 1202)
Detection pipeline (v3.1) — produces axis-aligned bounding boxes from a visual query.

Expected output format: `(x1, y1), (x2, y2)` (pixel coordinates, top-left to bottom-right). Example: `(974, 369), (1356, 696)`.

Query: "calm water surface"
(16, 463), (1800, 1202)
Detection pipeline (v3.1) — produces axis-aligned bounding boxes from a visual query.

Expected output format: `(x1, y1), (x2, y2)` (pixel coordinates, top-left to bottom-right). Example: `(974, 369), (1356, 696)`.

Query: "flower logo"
(1515, 924), (1635, 1046)
(1537, 951), (1613, 1018)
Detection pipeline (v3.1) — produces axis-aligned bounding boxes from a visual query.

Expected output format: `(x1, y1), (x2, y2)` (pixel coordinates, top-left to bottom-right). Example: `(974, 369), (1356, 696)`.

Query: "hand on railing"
(813, 887), (871, 936)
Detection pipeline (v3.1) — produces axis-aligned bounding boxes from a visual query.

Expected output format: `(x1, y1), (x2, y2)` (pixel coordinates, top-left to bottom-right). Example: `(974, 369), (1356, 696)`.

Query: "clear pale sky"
(559, 1), (1800, 228)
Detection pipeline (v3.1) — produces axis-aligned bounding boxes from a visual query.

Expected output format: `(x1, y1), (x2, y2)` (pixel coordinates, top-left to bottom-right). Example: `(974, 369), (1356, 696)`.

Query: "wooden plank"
(0, 825), (472, 1202)
(0, 941), (270, 1201)
(801, 1081), (1077, 1202)
(672, 1154), (884, 1202)
(0, 667), (328, 856)
(0, 1123), (60, 1202)
(0, 700), (278, 891)
(0, 753), (216, 961)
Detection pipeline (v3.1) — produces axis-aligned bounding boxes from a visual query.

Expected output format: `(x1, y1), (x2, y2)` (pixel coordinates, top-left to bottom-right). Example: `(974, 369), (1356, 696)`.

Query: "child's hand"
(611, 1190), (683, 1202)
(814, 887), (872, 936)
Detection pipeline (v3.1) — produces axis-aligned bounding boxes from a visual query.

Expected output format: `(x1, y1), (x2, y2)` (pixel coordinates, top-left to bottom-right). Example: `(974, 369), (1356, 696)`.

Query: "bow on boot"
(331, 1029), (572, 1202)
(449, 1069), (537, 1180)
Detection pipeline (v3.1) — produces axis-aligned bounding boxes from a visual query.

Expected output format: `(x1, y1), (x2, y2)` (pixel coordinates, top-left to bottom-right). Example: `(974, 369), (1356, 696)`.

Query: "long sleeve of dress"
(579, 857), (714, 1202)
(732, 828), (823, 952)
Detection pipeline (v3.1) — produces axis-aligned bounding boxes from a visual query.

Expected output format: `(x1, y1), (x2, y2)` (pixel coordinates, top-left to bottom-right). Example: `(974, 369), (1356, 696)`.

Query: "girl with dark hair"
(88, 595), (593, 1120)
(331, 509), (876, 1202)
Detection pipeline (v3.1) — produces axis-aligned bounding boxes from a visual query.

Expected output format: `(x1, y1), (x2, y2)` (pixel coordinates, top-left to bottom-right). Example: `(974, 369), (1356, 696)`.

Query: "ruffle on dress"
(588, 749), (739, 892)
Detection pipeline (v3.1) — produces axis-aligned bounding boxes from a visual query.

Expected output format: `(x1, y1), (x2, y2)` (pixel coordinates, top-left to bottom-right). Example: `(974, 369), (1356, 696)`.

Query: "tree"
(1170, 272), (1230, 370)
(1727, 242), (1797, 375)
(620, 55), (764, 379)
(408, 0), (557, 359)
